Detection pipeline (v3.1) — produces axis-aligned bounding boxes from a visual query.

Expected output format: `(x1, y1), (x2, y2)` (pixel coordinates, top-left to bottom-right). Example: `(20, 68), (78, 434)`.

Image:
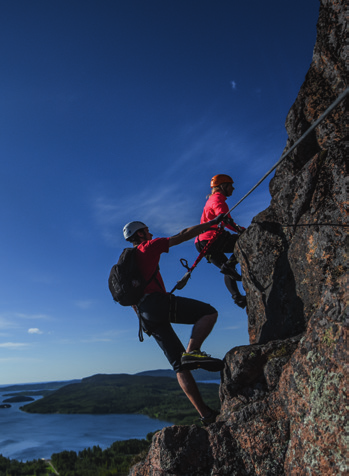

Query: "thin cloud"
(0, 342), (29, 349)
(81, 329), (128, 343)
(163, 121), (249, 180)
(94, 185), (196, 246)
(0, 356), (40, 364)
(0, 316), (17, 330)
(28, 328), (43, 335)
(75, 300), (94, 310)
(230, 80), (237, 90)
(81, 337), (113, 343)
(15, 313), (51, 320)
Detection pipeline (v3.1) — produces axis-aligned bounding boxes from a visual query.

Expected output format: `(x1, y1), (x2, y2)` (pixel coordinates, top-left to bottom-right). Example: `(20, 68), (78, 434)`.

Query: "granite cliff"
(130, 0), (347, 474)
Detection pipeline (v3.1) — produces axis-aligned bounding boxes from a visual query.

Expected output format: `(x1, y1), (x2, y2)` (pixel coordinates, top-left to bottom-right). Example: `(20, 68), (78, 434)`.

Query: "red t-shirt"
(196, 192), (238, 242)
(136, 237), (170, 294)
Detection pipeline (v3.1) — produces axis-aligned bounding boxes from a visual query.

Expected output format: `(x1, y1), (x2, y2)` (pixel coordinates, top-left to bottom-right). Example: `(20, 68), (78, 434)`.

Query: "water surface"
(0, 394), (171, 461)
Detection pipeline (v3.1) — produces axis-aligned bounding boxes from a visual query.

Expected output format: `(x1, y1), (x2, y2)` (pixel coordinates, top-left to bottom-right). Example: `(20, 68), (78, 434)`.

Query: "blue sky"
(0, 0), (319, 384)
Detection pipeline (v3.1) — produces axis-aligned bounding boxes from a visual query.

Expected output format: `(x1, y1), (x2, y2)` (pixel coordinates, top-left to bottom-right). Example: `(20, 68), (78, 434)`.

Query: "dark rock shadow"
(241, 221), (306, 344)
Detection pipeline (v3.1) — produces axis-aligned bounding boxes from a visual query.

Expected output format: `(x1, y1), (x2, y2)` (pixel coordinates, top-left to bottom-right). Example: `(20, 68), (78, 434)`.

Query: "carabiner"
(180, 258), (190, 271)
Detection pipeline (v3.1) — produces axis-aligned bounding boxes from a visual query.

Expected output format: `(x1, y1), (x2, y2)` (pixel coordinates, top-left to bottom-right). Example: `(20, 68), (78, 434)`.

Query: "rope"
(226, 87), (349, 215)
(171, 87), (348, 293)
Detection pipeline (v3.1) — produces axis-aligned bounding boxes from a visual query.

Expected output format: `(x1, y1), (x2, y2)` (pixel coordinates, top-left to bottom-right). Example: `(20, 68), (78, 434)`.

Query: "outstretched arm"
(223, 216), (246, 234)
(168, 214), (224, 247)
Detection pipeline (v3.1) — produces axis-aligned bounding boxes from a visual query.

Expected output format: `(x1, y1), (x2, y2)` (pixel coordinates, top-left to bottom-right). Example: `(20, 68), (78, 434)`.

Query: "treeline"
(0, 434), (155, 476)
(21, 374), (220, 425)
(51, 434), (154, 476)
(0, 454), (49, 475)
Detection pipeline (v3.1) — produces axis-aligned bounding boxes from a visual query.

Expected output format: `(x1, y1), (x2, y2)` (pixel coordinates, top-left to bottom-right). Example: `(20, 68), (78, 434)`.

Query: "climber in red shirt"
(195, 174), (247, 309)
(122, 217), (226, 425)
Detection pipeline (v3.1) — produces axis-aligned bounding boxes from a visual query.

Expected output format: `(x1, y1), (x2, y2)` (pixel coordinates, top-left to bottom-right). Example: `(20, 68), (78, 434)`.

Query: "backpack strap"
(146, 265), (160, 288)
(134, 264), (159, 342)
(132, 305), (150, 342)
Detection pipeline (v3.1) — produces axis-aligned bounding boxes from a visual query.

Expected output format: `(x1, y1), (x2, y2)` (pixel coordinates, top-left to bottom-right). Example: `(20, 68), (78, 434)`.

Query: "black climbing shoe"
(181, 350), (224, 372)
(233, 295), (247, 309)
(200, 408), (220, 426)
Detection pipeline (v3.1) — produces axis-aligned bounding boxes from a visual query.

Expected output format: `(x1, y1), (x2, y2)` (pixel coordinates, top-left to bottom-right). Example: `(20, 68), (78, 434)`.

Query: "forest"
(0, 435), (153, 475)
(51, 434), (154, 476)
(0, 454), (52, 475)
(21, 373), (220, 425)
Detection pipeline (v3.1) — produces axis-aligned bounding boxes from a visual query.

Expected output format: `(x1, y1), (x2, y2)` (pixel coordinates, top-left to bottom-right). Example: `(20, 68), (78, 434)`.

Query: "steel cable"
(226, 87), (349, 215)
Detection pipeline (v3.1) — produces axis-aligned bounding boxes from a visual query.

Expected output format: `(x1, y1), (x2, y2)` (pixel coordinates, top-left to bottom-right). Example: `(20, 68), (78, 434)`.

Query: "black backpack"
(108, 247), (158, 306)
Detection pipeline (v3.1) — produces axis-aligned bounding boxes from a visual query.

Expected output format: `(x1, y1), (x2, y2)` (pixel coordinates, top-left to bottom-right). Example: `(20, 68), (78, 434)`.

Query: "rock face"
(129, 1), (347, 474)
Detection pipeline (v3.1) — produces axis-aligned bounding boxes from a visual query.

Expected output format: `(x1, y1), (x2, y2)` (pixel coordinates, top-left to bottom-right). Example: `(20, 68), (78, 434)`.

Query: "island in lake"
(3, 395), (35, 404)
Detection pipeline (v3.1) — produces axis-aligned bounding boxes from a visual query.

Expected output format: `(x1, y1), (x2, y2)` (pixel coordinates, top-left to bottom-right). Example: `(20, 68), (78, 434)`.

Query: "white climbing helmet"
(123, 221), (147, 240)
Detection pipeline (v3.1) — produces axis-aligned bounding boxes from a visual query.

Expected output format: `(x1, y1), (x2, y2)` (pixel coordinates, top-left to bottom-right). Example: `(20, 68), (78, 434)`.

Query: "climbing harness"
(170, 226), (225, 293)
(170, 87), (349, 292)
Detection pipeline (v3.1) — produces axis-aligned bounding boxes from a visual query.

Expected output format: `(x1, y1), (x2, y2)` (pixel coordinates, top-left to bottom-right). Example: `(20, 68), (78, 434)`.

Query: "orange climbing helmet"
(210, 174), (234, 188)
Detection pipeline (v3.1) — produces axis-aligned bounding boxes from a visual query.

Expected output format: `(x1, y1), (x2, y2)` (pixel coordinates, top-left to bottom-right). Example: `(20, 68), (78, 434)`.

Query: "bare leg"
(186, 312), (218, 352)
(176, 369), (210, 417)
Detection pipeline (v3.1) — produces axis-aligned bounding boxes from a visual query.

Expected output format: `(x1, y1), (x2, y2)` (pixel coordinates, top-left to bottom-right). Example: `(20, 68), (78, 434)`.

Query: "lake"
(0, 393), (172, 462)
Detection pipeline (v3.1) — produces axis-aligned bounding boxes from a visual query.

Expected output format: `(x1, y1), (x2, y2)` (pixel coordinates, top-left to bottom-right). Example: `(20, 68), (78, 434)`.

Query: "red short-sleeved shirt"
(136, 237), (170, 294)
(195, 192), (238, 242)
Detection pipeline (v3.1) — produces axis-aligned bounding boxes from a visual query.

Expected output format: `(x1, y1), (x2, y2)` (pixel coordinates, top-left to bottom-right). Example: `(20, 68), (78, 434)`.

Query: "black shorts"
(137, 293), (216, 372)
(195, 231), (238, 268)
